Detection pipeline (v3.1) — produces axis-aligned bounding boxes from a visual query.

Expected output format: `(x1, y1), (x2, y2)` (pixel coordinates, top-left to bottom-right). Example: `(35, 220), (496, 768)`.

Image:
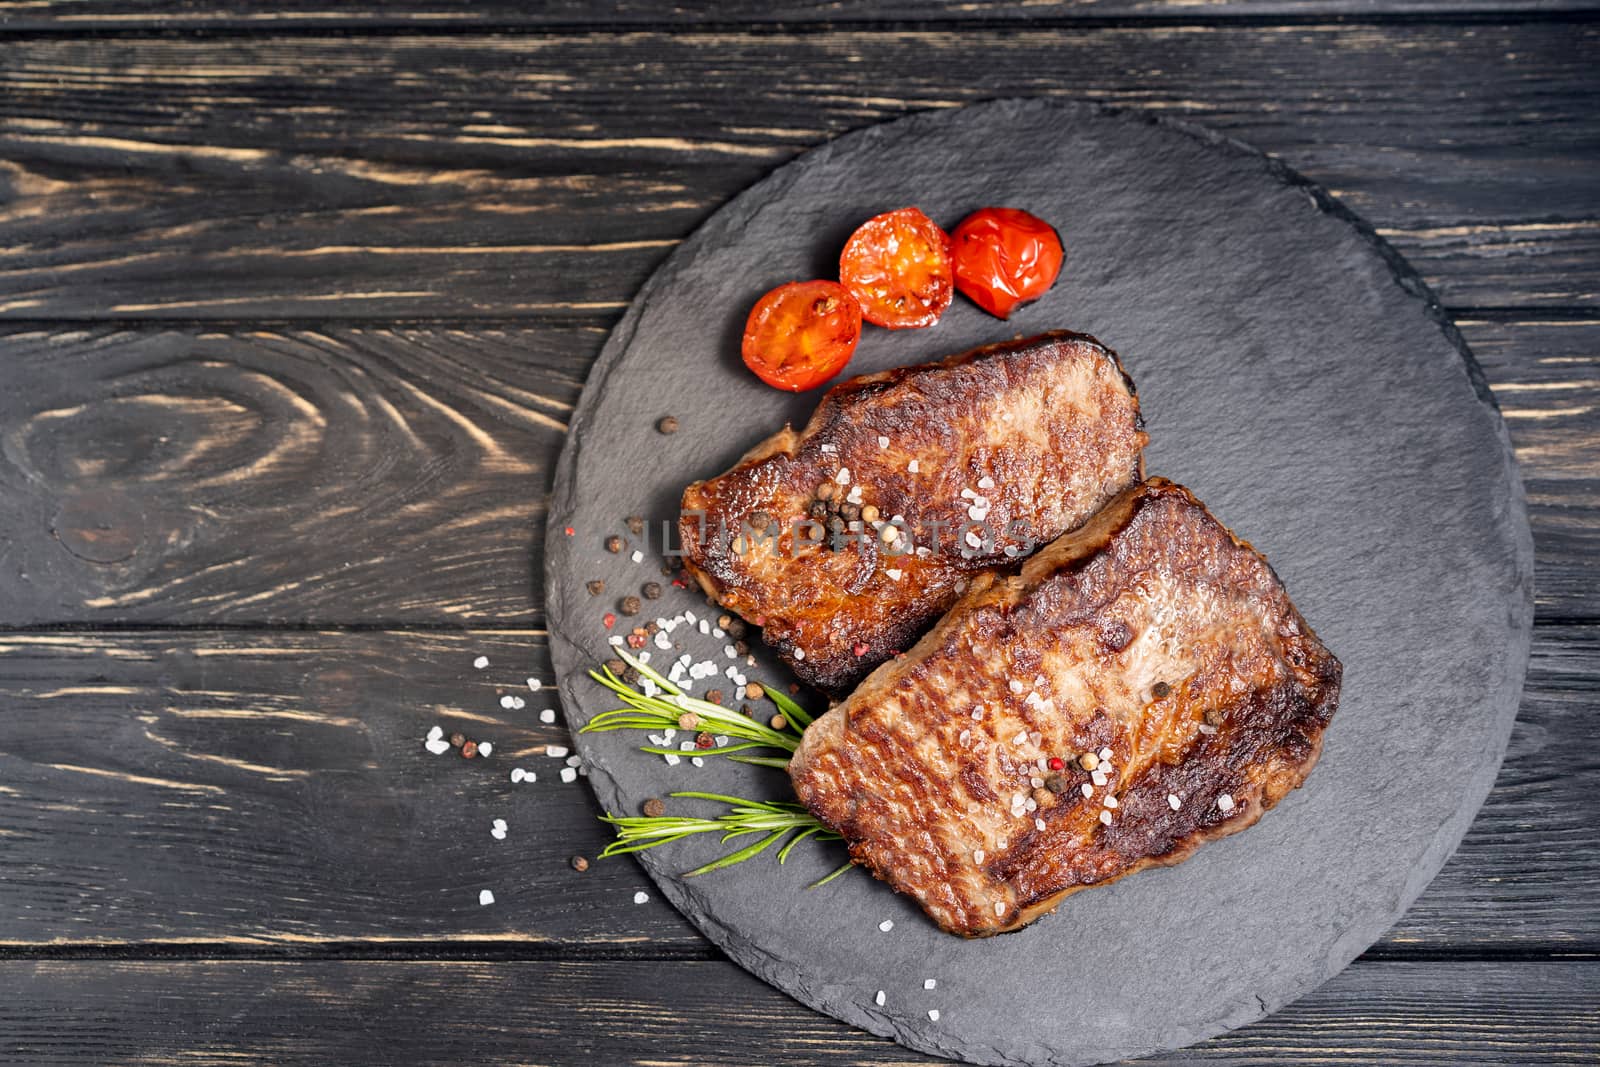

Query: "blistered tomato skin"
(950, 207), (1064, 319)
(741, 280), (863, 392)
(839, 207), (955, 330)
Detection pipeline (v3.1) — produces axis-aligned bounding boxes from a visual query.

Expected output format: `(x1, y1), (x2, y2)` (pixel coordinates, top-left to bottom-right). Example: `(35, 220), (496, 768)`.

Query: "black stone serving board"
(543, 99), (1532, 1066)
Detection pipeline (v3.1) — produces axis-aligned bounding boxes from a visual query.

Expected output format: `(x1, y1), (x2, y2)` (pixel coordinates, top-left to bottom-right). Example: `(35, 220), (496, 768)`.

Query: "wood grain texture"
(0, 627), (1592, 950)
(3, 1), (1597, 32)
(0, 325), (585, 624)
(2, 318), (1594, 625)
(0, 25), (1595, 319)
(1, 958), (1595, 1065)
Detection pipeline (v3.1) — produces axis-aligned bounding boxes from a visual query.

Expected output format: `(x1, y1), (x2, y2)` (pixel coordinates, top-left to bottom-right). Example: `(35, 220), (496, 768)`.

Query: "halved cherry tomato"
(741, 280), (862, 392)
(838, 207), (954, 329)
(950, 207), (1064, 319)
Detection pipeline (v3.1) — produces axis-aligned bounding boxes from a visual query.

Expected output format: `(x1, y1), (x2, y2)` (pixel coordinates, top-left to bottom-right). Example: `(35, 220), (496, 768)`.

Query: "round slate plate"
(544, 99), (1532, 1066)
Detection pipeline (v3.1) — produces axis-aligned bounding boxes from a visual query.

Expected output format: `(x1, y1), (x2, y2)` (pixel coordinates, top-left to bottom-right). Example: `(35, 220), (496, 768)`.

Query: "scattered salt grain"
(473, 656), (489, 669)
(1008, 679), (1024, 694)
(973, 849), (985, 863)
(836, 467), (851, 484)
(547, 745), (569, 758)
(565, 755), (582, 767)
(1098, 747), (1113, 762)
(875, 990), (887, 1007)
(540, 709), (557, 724)
(527, 677), (542, 692)
(425, 738), (450, 755)
(886, 568), (903, 581)
(1218, 794), (1236, 813)
(691, 756), (705, 767)
(820, 443), (837, 454)
(664, 753), (680, 766)
(477, 742), (493, 757)
(878, 919), (894, 933)
(478, 889), (495, 906)
(1091, 770), (1108, 787)
(978, 476), (995, 490)
(1103, 795), (1118, 809)
(510, 768), (527, 783)
(427, 725), (444, 742)
(908, 459), (919, 473)
(1013, 730), (1029, 746)
(560, 767), (578, 784)
(631, 550), (643, 564)
(928, 1009), (941, 1022)
(634, 890), (650, 904)
(1081, 783), (1094, 798)
(1168, 794), (1182, 810)
(1035, 818), (1046, 831)
(878, 436), (890, 449)
(491, 818), (508, 840)
(994, 901), (1005, 916)
(1099, 810), (1113, 826)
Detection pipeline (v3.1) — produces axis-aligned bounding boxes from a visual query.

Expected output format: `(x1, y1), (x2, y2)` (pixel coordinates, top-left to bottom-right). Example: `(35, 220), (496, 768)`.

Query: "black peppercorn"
(586, 579), (605, 596)
(643, 581), (662, 600)
(626, 515), (645, 536)
(642, 798), (666, 818)
(1152, 680), (1172, 699)
(620, 595), (641, 616)
(656, 416), (679, 434)
(605, 535), (624, 554)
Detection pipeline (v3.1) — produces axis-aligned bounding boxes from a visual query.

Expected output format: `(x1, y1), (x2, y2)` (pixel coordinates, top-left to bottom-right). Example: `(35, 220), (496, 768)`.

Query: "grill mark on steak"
(788, 479), (1342, 937)
(679, 331), (1145, 694)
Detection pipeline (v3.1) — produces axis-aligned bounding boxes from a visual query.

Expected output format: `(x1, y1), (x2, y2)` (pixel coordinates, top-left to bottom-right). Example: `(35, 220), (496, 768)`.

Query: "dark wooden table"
(0, 3), (1595, 1063)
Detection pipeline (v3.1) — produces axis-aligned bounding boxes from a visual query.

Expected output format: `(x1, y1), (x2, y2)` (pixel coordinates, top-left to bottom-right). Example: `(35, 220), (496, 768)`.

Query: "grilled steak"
(679, 331), (1145, 693)
(788, 479), (1342, 937)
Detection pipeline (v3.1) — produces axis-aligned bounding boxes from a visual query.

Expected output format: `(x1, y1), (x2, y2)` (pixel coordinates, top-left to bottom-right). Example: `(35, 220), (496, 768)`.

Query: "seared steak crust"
(679, 331), (1145, 693)
(788, 479), (1342, 937)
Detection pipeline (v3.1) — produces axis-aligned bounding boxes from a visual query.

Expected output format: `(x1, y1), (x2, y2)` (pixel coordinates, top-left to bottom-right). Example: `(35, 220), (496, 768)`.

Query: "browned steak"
(679, 331), (1145, 693)
(788, 479), (1342, 937)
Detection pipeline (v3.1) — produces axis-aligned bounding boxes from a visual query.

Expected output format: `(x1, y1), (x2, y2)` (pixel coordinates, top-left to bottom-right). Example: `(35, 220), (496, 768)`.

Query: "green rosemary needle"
(600, 791), (852, 885)
(582, 647), (809, 764)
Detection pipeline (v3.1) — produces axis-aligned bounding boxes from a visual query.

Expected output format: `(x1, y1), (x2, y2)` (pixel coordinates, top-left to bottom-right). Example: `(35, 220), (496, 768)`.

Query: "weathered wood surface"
(0, 6), (1595, 1064)
(0, 0), (1594, 31)
(1, 318), (1595, 626)
(0, 627), (1593, 950)
(2, 959), (1595, 1065)
(0, 25), (1595, 320)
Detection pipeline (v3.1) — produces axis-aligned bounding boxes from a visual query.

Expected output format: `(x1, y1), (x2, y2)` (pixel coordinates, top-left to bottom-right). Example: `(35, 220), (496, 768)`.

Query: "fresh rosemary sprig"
(582, 646), (810, 766)
(601, 791), (853, 886)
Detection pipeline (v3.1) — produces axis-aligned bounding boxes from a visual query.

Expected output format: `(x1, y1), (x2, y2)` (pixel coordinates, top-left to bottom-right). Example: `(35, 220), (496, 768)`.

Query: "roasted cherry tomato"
(741, 280), (863, 392)
(950, 207), (1064, 319)
(838, 207), (954, 329)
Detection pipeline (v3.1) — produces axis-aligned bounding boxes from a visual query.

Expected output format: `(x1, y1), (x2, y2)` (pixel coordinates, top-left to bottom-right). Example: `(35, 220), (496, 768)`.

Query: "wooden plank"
(0, 1), (1594, 33)
(0, 958), (1594, 1065)
(0, 25), (1594, 319)
(0, 324), (586, 625)
(0, 626), (1592, 950)
(2, 318), (1594, 626)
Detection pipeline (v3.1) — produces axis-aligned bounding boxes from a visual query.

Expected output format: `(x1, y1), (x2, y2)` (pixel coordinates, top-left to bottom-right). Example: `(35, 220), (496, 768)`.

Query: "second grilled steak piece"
(788, 479), (1342, 937)
(679, 331), (1145, 693)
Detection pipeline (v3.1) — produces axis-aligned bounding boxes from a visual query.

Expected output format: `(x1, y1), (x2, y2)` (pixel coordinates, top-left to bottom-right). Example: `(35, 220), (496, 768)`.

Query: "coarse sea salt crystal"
(565, 755), (582, 767)
(875, 990), (886, 1007)
(1168, 794), (1182, 810)
(426, 725), (444, 742)
(878, 436), (890, 449)
(631, 550), (643, 563)
(560, 767), (577, 784)
(478, 889), (495, 906)
(928, 1009), (941, 1022)
(1035, 817), (1046, 831)
(633, 890), (650, 904)
(878, 919), (894, 933)
(885, 568), (902, 581)
(491, 819), (507, 840)
(540, 709), (556, 724)
(978, 476), (995, 490)
(473, 656), (489, 669)
(664, 753), (680, 766)
(478, 742), (493, 757)
(510, 768), (527, 783)
(424, 738), (450, 755)
(924, 978), (937, 990)
(527, 677), (541, 691)
(546, 745), (569, 758)
(836, 467), (851, 484)
(1081, 783), (1094, 798)
(691, 756), (704, 768)
(908, 459), (919, 473)
(1218, 794), (1236, 813)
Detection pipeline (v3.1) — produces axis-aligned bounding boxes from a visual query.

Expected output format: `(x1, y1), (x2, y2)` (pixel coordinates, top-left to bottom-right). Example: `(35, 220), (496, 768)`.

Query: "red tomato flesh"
(950, 207), (1064, 319)
(839, 207), (954, 329)
(741, 280), (863, 392)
